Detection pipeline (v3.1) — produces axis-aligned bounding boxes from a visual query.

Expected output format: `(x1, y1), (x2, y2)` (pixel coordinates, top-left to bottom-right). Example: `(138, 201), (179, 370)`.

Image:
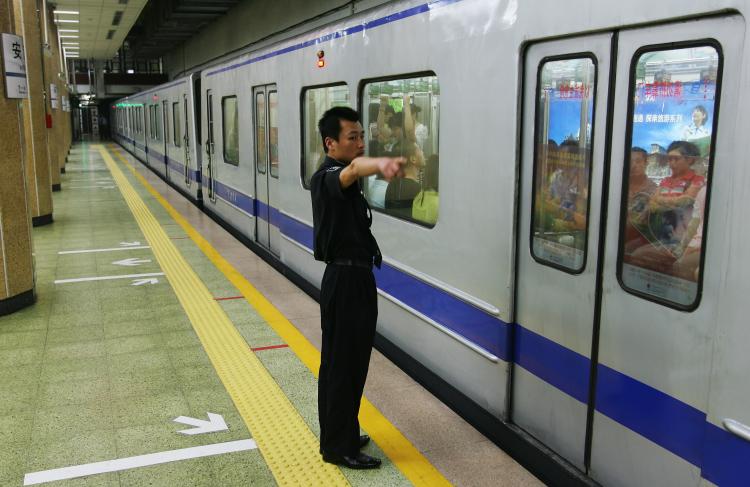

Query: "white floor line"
(54, 272), (165, 284)
(58, 246), (150, 255)
(23, 439), (258, 485)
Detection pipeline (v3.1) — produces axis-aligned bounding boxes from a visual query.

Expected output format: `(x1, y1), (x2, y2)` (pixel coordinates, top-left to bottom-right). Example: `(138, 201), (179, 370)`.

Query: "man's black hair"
(318, 106), (360, 153)
(631, 146), (648, 156)
(667, 140), (700, 157)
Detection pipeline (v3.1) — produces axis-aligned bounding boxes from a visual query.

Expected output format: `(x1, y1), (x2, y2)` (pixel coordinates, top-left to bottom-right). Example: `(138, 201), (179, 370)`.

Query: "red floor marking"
(251, 344), (289, 352)
(214, 296), (244, 301)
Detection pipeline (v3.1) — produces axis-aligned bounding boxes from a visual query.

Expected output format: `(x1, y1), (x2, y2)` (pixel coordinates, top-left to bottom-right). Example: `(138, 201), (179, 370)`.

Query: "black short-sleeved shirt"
(311, 156), (381, 263)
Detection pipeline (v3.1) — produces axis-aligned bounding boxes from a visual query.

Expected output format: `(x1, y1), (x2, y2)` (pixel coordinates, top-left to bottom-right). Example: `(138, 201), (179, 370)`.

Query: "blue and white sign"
(1, 33), (28, 99)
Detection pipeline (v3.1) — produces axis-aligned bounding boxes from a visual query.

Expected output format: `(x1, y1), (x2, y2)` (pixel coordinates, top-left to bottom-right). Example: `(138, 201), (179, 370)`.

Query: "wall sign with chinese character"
(1, 33), (28, 99)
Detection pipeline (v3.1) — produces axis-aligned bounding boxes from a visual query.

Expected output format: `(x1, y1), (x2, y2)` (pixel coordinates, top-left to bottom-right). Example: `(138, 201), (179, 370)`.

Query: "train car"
(113, 0), (750, 485)
(113, 73), (202, 202)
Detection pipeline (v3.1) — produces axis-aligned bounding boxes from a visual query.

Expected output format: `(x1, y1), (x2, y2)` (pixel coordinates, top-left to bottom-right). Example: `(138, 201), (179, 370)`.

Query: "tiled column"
(41, 6), (60, 191)
(48, 21), (66, 175)
(0, 0), (36, 315)
(13, 0), (53, 226)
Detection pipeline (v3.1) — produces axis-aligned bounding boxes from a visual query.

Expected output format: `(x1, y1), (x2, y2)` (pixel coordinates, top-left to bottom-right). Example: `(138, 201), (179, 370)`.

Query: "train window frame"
(221, 95), (240, 167)
(300, 82), (350, 190)
(173, 101), (181, 148)
(616, 39), (724, 311)
(529, 53), (598, 274)
(357, 71), (441, 229)
(254, 89), (267, 175)
(268, 90), (280, 179)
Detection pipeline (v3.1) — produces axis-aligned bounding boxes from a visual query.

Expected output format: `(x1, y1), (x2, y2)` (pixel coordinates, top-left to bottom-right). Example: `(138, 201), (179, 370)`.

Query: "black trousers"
(318, 264), (378, 456)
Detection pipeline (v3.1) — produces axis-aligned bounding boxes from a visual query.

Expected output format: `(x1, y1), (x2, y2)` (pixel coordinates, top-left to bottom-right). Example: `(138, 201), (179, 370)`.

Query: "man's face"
(630, 152), (647, 176)
(667, 150), (692, 176)
(326, 120), (365, 164)
(692, 109), (707, 127)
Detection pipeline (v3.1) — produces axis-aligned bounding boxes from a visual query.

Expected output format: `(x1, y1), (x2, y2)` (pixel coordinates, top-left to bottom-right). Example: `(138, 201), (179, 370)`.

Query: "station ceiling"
(50, 0), (239, 62)
(50, 0), (148, 60)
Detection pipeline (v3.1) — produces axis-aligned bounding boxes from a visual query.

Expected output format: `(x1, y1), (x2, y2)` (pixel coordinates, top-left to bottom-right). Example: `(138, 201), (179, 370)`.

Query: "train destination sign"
(1, 33), (28, 99)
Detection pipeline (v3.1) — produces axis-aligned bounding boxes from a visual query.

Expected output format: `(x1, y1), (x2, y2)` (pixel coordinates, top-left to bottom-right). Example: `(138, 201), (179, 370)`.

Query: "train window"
(156, 104), (162, 140)
(530, 57), (596, 272)
(269, 91), (279, 178)
(301, 83), (350, 188)
(173, 102), (181, 147)
(222, 95), (239, 166)
(619, 44), (721, 309)
(360, 74), (440, 228)
(255, 91), (267, 174)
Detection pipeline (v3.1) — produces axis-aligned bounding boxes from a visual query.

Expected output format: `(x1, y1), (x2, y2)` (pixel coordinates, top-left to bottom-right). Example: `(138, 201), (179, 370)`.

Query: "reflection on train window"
(269, 91), (279, 178)
(173, 102), (181, 147)
(619, 45), (720, 308)
(361, 74), (440, 228)
(255, 92), (267, 174)
(531, 57), (596, 272)
(301, 84), (349, 188)
(222, 95), (239, 166)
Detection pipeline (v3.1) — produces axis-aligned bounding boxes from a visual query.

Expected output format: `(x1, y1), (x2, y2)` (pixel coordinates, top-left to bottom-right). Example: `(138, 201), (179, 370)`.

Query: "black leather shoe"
(322, 452), (382, 469)
(359, 434), (370, 448)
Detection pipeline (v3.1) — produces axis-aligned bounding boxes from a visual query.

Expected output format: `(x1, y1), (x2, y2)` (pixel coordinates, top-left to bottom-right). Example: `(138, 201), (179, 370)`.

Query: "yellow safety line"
(108, 144), (451, 487)
(96, 145), (348, 487)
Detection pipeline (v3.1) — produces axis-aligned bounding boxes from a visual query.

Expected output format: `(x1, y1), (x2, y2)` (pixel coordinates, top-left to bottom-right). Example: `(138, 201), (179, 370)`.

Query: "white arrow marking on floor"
(120, 241), (142, 247)
(173, 413), (228, 435)
(112, 257), (151, 267)
(23, 439), (257, 485)
(131, 278), (159, 286)
(54, 272), (164, 284)
(58, 245), (149, 255)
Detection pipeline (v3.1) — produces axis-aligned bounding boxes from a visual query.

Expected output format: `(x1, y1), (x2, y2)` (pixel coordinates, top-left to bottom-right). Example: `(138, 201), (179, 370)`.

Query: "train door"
(589, 17), (743, 487)
(205, 90), (216, 201)
(162, 100), (170, 180)
(514, 34), (612, 469)
(252, 84), (280, 256)
(183, 94), (191, 186)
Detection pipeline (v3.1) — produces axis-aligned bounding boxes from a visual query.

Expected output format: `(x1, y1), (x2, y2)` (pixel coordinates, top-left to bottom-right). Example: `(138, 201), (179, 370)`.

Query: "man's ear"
(324, 136), (336, 152)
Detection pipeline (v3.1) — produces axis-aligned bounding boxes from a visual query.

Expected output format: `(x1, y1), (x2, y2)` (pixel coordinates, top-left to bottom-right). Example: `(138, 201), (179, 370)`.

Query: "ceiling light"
(59, 35), (79, 38)
(58, 29), (79, 33)
(62, 42), (79, 45)
(55, 19), (80, 23)
(54, 10), (79, 15)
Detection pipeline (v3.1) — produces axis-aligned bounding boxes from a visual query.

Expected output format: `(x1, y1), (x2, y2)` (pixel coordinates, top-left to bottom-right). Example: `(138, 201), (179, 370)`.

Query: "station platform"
(0, 143), (542, 486)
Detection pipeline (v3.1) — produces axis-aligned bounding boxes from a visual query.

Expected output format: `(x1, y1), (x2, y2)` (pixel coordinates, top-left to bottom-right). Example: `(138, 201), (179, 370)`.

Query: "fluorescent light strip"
(54, 10), (79, 15)
(62, 42), (79, 45)
(59, 35), (79, 38)
(55, 19), (80, 23)
(58, 29), (79, 32)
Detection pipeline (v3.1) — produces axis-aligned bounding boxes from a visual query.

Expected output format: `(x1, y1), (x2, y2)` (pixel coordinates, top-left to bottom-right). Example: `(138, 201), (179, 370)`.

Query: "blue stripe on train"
(206, 0), (463, 77)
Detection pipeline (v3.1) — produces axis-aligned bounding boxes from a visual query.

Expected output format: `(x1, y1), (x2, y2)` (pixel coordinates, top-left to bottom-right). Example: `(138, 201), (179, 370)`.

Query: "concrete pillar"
(13, 0), (53, 226)
(0, 0), (36, 315)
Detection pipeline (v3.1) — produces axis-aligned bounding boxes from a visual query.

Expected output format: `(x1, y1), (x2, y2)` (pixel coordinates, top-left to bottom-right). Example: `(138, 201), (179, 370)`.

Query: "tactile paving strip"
(110, 145), (451, 487)
(97, 146), (349, 486)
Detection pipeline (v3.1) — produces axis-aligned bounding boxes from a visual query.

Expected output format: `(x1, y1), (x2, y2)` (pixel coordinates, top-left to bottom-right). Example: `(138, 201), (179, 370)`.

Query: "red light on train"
(317, 50), (325, 68)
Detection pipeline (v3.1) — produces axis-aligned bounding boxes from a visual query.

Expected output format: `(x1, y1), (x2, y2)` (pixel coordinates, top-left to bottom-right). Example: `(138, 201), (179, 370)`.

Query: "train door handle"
(723, 418), (750, 442)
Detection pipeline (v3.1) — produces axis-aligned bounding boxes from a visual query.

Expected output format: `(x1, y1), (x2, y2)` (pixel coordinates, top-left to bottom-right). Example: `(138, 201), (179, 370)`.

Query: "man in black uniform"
(311, 107), (404, 469)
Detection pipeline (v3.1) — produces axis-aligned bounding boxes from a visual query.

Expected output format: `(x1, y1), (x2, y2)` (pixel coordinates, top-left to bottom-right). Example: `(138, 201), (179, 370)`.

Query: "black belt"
(328, 258), (373, 269)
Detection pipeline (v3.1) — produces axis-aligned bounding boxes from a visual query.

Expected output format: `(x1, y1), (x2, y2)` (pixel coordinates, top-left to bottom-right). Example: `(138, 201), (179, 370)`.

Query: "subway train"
(111, 0), (750, 485)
